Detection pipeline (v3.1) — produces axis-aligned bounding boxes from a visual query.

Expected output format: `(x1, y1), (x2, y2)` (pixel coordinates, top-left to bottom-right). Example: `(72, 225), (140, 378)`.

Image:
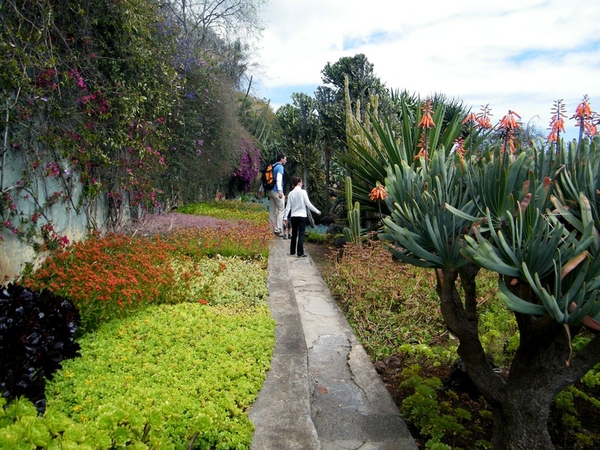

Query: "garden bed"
(307, 241), (600, 450)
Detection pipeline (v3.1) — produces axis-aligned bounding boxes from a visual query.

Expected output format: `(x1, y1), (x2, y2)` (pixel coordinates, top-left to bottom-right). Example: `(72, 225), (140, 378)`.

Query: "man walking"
(267, 154), (287, 235)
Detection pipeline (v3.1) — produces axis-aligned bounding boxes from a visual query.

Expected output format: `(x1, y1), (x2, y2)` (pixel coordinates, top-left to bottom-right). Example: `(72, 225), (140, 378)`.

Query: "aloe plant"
(360, 112), (600, 448)
(340, 90), (491, 218)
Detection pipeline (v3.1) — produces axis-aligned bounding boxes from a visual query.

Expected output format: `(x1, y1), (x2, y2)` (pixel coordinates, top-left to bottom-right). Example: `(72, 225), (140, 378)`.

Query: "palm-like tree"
(376, 133), (600, 448)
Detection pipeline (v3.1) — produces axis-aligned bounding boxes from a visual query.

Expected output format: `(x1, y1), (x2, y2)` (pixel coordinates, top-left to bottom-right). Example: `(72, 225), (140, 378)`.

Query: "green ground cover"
(1, 202), (275, 449)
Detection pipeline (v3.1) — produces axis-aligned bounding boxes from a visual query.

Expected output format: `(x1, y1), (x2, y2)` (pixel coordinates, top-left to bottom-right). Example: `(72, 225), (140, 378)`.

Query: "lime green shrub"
(42, 302), (275, 449)
(178, 202), (268, 224)
(169, 256), (267, 306)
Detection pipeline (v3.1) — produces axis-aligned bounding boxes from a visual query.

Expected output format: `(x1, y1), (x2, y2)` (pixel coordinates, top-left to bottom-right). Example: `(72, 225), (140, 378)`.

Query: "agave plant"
(381, 149), (475, 269)
(340, 92), (491, 219)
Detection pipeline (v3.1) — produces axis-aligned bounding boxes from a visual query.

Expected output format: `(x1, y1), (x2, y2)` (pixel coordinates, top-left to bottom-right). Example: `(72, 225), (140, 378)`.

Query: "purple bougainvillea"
(231, 137), (260, 192)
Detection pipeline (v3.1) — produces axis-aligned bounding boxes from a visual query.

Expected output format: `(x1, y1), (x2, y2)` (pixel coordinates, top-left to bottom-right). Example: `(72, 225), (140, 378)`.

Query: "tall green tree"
(276, 93), (324, 206)
(321, 54), (391, 119)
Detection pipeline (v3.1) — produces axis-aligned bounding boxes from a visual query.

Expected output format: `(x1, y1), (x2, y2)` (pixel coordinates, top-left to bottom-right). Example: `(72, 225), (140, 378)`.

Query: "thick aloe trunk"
(489, 391), (554, 449)
(435, 266), (599, 449)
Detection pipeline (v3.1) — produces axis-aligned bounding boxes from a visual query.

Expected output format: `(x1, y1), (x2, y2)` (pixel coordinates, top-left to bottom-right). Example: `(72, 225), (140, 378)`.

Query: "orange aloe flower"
(547, 100), (567, 143)
(416, 135), (429, 160)
(418, 100), (435, 129)
(453, 137), (466, 158)
(584, 121), (598, 138)
(573, 97), (592, 122)
(572, 95), (598, 140)
(499, 110), (521, 132)
(462, 112), (478, 126)
(369, 184), (388, 202)
(477, 104), (493, 130)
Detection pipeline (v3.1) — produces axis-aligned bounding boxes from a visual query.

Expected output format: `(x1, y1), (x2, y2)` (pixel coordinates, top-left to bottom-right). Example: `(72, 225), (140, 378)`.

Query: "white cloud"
(252, 0), (600, 140)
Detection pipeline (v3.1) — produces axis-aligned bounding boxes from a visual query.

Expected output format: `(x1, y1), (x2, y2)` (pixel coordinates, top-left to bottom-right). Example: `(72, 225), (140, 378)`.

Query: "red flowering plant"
(416, 99), (436, 160)
(462, 104), (494, 153)
(22, 232), (177, 333)
(369, 182), (388, 224)
(497, 110), (521, 155)
(547, 99), (567, 153)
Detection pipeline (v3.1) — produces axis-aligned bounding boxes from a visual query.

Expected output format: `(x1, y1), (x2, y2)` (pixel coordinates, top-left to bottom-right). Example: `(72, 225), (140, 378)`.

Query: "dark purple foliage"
(0, 283), (80, 412)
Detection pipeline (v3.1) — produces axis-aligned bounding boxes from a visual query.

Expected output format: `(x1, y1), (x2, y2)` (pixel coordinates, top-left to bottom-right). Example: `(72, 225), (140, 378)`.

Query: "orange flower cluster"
(418, 100), (435, 130)
(498, 110), (521, 154)
(369, 184), (388, 202)
(462, 104), (493, 130)
(21, 220), (272, 333)
(499, 110), (521, 131)
(547, 99), (566, 143)
(572, 95), (598, 138)
(415, 100), (436, 160)
(453, 137), (466, 158)
(23, 233), (177, 332)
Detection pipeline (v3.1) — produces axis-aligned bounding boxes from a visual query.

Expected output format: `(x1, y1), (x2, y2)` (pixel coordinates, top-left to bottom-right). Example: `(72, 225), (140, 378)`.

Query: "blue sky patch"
(343, 30), (394, 51)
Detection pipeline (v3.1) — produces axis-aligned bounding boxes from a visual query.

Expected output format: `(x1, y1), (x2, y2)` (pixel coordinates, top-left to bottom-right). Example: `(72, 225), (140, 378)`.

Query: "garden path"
(248, 238), (417, 450)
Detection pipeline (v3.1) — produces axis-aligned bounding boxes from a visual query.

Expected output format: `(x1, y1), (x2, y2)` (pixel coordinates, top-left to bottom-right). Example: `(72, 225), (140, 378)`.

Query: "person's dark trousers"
(290, 216), (307, 256)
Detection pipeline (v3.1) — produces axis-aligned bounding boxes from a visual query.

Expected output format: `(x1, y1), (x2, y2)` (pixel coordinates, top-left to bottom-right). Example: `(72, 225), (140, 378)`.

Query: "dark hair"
(291, 176), (302, 187)
(276, 153), (285, 162)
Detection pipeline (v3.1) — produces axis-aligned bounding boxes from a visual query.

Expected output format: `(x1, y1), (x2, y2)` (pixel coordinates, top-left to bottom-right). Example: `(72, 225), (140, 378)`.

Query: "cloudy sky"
(251, 0), (600, 141)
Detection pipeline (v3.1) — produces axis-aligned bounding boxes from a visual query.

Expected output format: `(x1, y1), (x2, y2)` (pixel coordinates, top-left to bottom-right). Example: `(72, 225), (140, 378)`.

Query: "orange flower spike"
(418, 100), (435, 130)
(453, 137), (466, 157)
(584, 122), (598, 137)
(369, 184), (388, 202)
(418, 113), (434, 129)
(499, 110), (521, 131)
(477, 116), (493, 130)
(574, 99), (592, 120)
(476, 104), (493, 130)
(547, 99), (567, 143)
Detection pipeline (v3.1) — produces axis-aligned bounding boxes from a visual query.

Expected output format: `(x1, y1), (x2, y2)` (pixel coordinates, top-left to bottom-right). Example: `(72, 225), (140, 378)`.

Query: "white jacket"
(284, 185), (320, 218)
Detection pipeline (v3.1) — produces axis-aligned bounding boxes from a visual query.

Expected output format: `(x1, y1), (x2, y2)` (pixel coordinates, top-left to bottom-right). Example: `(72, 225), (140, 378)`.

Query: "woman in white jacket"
(283, 176), (321, 257)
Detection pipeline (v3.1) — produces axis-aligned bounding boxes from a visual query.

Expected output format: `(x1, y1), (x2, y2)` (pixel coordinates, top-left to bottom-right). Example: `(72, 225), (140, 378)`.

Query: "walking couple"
(264, 154), (320, 258)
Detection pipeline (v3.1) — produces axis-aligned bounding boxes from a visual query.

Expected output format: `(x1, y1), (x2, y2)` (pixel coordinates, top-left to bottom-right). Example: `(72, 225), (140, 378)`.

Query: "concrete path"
(249, 239), (417, 450)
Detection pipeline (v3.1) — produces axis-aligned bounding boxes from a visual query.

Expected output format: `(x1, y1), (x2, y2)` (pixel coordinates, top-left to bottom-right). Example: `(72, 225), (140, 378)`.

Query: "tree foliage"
(1, 0), (268, 247)
(1, 0), (179, 240)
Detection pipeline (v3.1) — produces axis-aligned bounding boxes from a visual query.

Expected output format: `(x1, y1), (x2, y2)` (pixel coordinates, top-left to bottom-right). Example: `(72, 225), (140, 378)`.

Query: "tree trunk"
(435, 267), (600, 449)
(490, 389), (555, 449)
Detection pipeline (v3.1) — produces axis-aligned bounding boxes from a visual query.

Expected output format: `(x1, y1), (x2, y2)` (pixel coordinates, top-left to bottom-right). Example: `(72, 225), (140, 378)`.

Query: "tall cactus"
(343, 177), (361, 244)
